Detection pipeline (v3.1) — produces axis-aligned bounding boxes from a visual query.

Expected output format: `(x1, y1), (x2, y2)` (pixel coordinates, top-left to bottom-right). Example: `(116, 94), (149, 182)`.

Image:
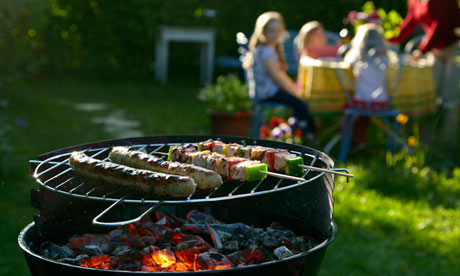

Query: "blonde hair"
(243, 11), (287, 71)
(294, 21), (324, 56)
(346, 23), (386, 60)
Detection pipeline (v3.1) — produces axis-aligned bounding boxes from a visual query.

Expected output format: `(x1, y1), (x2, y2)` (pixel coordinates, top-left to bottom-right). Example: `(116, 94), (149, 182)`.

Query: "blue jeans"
(262, 89), (316, 134)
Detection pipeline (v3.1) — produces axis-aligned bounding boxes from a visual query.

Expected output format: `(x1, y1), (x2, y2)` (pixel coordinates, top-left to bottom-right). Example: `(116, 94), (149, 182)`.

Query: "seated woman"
(243, 11), (316, 141)
(294, 21), (341, 60)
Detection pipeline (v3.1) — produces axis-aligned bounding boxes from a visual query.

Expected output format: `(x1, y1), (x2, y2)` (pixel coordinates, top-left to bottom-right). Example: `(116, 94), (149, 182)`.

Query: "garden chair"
(335, 43), (404, 162)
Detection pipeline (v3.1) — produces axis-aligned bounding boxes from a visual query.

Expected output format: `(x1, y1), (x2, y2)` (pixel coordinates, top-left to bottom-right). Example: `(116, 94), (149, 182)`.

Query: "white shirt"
(345, 52), (389, 102)
(250, 45), (280, 101)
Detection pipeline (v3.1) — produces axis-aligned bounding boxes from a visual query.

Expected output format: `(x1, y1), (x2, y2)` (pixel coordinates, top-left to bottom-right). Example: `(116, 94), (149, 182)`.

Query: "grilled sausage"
(109, 147), (223, 189)
(69, 151), (196, 197)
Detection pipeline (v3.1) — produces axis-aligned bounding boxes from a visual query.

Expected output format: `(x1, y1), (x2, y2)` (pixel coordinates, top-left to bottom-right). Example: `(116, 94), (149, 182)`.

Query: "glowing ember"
(79, 254), (111, 269)
(40, 210), (316, 272)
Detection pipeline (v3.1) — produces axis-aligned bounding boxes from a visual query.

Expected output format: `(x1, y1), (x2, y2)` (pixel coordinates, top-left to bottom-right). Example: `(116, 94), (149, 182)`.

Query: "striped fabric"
(298, 58), (438, 118)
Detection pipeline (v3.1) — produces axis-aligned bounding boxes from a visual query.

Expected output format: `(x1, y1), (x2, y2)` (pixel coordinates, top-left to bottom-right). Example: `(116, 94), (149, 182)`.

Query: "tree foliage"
(0, 0), (408, 80)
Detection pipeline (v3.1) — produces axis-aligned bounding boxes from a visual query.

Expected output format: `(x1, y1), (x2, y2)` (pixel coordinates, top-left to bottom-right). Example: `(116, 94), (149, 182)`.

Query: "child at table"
(243, 11), (316, 141)
(294, 21), (341, 60)
(343, 23), (390, 147)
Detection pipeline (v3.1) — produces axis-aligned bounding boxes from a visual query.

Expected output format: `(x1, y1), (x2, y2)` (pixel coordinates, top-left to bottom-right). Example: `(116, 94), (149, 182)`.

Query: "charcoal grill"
(19, 135), (346, 275)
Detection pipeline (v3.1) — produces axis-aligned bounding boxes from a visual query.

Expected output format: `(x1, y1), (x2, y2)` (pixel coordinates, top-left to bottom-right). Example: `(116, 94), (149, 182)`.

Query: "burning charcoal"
(222, 240), (239, 253)
(112, 245), (134, 257)
(277, 236), (293, 249)
(175, 235), (210, 258)
(209, 223), (250, 235)
(180, 224), (209, 236)
(69, 234), (112, 254)
(144, 246), (176, 269)
(247, 242), (258, 251)
(58, 257), (80, 266)
(269, 221), (283, 230)
(174, 239), (209, 264)
(196, 252), (233, 270)
(260, 235), (278, 250)
(267, 227), (281, 237)
(86, 234), (113, 254)
(81, 245), (103, 256)
(139, 236), (157, 247)
(79, 254), (112, 269)
(155, 211), (186, 228)
(40, 242), (75, 260)
(293, 236), (310, 252)
(243, 226), (263, 239)
(141, 221), (175, 241)
(216, 230), (232, 243)
(156, 216), (168, 226)
(208, 247), (219, 254)
(161, 243), (172, 251)
(207, 224), (223, 250)
(75, 254), (89, 261)
(227, 250), (248, 265)
(186, 210), (217, 224)
(274, 246), (294, 259)
(282, 230), (295, 239)
(109, 229), (123, 243)
(246, 248), (267, 264)
(114, 261), (141, 272)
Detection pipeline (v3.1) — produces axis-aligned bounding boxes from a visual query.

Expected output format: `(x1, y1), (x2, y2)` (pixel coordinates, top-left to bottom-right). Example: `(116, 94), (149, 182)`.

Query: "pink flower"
(347, 11), (359, 23)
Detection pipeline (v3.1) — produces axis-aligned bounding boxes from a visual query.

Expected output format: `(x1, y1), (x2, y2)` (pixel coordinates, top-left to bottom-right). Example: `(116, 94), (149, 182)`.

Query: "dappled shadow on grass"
(326, 174), (460, 276)
(320, 219), (457, 276)
(341, 149), (460, 211)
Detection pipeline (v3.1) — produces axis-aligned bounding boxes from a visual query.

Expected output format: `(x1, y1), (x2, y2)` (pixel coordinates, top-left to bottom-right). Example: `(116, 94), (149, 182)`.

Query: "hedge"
(0, 0), (407, 80)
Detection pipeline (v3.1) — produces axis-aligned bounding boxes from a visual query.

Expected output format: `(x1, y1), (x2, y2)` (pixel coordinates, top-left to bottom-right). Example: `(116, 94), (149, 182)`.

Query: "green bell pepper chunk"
(285, 156), (304, 176)
(244, 163), (268, 182)
(167, 146), (178, 161)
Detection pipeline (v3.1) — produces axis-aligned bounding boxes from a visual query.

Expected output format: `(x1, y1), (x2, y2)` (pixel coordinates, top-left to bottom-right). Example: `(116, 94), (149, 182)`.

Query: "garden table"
(297, 56), (438, 120)
(155, 26), (216, 84)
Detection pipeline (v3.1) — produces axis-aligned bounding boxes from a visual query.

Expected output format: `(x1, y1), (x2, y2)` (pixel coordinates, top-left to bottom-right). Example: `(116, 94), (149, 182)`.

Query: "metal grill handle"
(92, 195), (163, 227)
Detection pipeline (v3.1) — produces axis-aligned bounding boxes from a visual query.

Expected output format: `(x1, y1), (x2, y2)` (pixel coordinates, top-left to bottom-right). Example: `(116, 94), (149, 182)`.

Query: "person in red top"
(389, 0), (460, 147)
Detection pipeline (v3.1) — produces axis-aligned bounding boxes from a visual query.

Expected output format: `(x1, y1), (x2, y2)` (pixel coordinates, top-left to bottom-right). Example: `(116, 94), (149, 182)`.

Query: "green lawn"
(1, 78), (459, 275)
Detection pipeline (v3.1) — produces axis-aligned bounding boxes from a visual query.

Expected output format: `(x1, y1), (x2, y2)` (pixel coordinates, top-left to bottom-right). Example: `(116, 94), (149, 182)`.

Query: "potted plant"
(198, 74), (253, 136)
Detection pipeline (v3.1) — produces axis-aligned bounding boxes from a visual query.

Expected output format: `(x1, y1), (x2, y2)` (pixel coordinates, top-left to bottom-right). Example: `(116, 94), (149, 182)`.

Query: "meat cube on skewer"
(230, 161), (268, 182)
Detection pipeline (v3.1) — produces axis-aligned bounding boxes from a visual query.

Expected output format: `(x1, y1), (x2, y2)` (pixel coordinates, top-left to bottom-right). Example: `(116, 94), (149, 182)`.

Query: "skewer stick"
(298, 164), (354, 178)
(147, 151), (352, 180)
(258, 171), (305, 182)
(149, 151), (169, 156)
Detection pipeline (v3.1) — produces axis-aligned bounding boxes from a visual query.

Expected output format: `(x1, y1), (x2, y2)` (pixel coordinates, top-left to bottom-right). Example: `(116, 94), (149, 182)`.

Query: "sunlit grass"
(1, 78), (459, 276)
(321, 156), (460, 275)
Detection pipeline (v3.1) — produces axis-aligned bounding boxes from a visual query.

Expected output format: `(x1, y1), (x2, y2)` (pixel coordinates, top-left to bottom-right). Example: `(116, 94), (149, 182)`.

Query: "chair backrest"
(335, 43), (403, 109)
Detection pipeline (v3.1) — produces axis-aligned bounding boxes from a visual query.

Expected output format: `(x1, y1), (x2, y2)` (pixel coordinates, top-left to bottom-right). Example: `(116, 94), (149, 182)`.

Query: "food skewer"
(166, 145), (306, 182)
(197, 140), (354, 178)
(198, 140), (304, 176)
(153, 149), (353, 179)
(149, 139), (354, 179)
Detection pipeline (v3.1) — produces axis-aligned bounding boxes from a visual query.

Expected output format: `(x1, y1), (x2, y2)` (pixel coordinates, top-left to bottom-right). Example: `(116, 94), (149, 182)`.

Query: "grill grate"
(32, 142), (328, 205)
(31, 137), (348, 227)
